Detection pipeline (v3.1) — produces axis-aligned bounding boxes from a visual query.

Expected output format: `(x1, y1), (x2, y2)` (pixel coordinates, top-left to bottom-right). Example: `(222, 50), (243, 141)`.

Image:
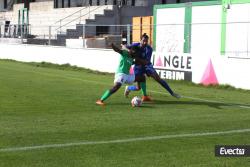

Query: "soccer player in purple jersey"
(124, 33), (181, 100)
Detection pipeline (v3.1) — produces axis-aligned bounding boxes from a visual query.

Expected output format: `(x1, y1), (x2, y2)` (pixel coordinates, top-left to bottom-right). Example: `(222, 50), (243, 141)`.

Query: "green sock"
(100, 90), (111, 101)
(140, 82), (147, 96)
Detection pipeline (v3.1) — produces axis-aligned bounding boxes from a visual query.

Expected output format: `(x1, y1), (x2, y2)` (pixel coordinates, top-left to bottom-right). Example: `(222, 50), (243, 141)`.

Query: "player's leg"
(96, 83), (122, 105)
(124, 65), (150, 99)
(124, 66), (143, 96)
(125, 79), (152, 101)
(139, 80), (151, 101)
(124, 73), (138, 97)
(136, 79), (152, 101)
(146, 66), (181, 98)
(96, 74), (124, 105)
(124, 75), (144, 97)
(124, 75), (150, 101)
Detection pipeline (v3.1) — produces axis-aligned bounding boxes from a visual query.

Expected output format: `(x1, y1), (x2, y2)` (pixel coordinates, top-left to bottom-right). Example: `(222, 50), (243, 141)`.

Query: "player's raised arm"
(111, 43), (123, 54)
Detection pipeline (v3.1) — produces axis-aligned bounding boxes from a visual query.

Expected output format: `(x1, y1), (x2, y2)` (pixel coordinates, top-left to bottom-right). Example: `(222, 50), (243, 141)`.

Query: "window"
(4, 0), (7, 9)
(16, 0), (35, 9)
(68, 0), (70, 7)
(54, 0), (58, 8)
(132, 0), (135, 6)
(96, 26), (109, 36)
(62, 0), (64, 8)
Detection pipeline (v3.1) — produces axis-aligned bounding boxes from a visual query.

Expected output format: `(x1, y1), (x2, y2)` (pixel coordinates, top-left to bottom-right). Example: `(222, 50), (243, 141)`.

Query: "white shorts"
(114, 73), (135, 85)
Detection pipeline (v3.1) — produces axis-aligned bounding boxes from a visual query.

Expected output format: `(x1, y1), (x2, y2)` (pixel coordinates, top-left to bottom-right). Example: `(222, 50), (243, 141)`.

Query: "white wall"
(190, 3), (250, 89)
(191, 5), (221, 54)
(156, 7), (185, 53)
(1, 43), (250, 89)
(0, 3), (24, 25)
(0, 43), (119, 73)
(226, 3), (250, 58)
(154, 3), (250, 90)
(192, 53), (250, 90)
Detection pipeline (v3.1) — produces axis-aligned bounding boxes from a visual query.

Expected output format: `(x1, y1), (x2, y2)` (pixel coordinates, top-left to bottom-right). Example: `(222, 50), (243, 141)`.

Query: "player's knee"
(135, 76), (144, 82)
(110, 83), (121, 93)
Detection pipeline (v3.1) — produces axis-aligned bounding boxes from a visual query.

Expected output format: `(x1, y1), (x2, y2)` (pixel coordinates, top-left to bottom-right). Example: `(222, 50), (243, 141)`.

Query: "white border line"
(1, 129), (250, 152)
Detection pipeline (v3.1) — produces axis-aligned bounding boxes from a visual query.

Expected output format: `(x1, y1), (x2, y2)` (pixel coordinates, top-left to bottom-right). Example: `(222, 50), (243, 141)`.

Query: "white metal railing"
(1, 21), (250, 57)
(52, 5), (109, 34)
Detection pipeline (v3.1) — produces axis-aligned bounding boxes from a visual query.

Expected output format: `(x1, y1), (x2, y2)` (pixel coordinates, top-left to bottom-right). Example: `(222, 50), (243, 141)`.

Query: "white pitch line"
(1, 128), (250, 153)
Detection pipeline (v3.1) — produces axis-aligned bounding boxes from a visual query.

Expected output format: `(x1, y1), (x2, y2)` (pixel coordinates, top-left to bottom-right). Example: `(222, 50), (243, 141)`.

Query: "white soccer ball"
(131, 96), (142, 107)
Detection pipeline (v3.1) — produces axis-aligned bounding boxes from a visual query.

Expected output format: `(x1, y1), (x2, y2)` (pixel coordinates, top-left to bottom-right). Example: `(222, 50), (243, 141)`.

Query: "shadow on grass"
(93, 99), (250, 110)
(107, 102), (155, 108)
(150, 99), (250, 110)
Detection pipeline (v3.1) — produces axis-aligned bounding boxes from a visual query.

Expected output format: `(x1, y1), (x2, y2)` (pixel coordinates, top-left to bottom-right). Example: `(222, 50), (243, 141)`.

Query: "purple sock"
(128, 85), (138, 91)
(159, 80), (174, 95)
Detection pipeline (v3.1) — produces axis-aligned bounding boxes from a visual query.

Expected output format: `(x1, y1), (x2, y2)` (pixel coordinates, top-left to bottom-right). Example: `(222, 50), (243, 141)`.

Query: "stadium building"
(0, 0), (208, 46)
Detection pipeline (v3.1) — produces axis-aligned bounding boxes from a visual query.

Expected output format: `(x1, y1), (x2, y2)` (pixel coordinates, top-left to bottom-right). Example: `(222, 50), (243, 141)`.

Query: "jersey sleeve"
(146, 46), (153, 63)
(126, 43), (140, 49)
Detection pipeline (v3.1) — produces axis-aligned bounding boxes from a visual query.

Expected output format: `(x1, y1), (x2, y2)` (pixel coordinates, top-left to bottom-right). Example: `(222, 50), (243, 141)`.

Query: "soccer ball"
(131, 96), (142, 107)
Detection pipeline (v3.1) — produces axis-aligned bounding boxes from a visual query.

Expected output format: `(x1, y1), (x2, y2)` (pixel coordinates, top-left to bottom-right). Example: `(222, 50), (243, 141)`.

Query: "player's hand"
(121, 44), (128, 51)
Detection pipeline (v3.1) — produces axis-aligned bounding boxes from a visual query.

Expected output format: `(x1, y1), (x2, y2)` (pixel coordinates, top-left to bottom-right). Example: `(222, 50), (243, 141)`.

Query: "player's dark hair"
(130, 45), (141, 58)
(141, 33), (149, 39)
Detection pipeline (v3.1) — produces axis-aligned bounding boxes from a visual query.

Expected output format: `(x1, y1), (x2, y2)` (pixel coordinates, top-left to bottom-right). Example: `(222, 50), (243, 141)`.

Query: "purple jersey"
(127, 43), (153, 64)
(127, 43), (156, 76)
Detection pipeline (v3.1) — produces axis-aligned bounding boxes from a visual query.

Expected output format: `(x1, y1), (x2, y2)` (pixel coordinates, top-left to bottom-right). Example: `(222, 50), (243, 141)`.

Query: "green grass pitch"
(0, 60), (250, 167)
